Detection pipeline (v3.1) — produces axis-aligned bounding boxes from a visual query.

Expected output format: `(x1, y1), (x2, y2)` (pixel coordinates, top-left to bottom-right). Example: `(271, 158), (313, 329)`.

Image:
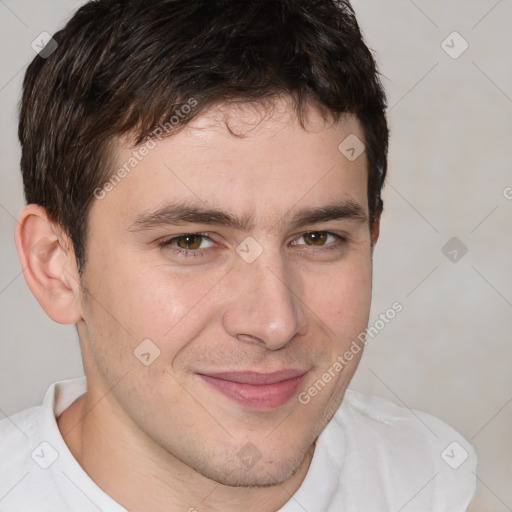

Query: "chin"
(195, 447), (311, 488)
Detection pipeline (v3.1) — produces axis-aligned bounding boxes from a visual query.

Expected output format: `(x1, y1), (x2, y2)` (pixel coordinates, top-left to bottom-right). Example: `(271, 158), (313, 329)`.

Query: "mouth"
(197, 369), (309, 410)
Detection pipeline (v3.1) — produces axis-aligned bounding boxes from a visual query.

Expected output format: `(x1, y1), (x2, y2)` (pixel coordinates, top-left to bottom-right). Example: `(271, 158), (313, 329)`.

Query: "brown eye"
(173, 234), (204, 250)
(160, 232), (215, 260)
(303, 232), (329, 246)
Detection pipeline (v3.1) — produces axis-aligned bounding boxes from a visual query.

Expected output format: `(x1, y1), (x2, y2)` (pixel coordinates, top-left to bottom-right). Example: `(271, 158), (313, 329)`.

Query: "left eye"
(292, 231), (343, 247)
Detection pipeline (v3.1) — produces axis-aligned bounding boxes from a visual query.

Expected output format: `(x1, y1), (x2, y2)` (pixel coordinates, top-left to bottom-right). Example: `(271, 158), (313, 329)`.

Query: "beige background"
(0, 0), (511, 510)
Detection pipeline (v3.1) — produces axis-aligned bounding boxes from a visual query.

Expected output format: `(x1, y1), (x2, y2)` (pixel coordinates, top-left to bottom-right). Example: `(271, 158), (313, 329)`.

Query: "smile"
(198, 370), (309, 410)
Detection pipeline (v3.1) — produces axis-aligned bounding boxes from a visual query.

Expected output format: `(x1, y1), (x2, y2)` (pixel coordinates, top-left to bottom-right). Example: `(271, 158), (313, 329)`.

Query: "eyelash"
(160, 232), (213, 259)
(159, 231), (347, 259)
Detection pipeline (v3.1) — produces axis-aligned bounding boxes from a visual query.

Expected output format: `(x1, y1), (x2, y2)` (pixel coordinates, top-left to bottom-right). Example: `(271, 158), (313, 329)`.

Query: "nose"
(222, 249), (308, 351)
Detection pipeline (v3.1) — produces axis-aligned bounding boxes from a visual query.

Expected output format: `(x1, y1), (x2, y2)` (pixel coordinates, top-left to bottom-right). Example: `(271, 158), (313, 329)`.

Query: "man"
(1, 0), (476, 510)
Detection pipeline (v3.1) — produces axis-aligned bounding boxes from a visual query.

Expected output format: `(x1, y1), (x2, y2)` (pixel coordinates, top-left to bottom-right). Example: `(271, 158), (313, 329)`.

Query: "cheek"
(123, 266), (229, 336)
(85, 258), (227, 362)
(122, 276), (191, 337)
(306, 256), (373, 339)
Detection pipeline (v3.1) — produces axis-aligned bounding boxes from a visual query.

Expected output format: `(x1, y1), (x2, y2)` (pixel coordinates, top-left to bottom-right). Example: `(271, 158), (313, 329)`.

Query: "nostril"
(236, 333), (265, 345)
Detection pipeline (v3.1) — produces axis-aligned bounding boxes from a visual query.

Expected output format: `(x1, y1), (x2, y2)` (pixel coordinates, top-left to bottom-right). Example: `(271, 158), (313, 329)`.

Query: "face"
(76, 99), (377, 487)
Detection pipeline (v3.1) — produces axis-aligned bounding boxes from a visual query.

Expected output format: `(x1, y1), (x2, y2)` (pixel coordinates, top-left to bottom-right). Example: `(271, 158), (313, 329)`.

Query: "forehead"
(91, 100), (369, 232)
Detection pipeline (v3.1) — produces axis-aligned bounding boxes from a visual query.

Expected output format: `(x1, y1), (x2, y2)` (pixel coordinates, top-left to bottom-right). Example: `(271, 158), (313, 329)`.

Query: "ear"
(14, 204), (83, 324)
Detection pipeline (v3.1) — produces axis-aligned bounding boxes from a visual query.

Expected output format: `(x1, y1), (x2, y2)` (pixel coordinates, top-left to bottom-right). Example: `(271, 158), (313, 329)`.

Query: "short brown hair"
(19, 0), (388, 275)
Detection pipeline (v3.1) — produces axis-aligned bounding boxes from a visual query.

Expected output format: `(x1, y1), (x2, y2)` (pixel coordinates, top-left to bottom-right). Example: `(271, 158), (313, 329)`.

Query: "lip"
(198, 370), (308, 410)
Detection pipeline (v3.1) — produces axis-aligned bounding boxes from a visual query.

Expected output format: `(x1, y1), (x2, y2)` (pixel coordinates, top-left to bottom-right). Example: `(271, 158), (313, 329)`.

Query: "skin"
(15, 97), (380, 512)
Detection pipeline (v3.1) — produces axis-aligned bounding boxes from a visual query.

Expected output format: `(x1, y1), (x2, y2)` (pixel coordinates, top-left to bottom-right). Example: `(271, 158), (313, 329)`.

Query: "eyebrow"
(128, 200), (367, 233)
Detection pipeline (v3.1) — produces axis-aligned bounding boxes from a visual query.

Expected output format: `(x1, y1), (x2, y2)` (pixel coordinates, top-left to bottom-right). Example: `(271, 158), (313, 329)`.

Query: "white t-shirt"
(0, 377), (477, 511)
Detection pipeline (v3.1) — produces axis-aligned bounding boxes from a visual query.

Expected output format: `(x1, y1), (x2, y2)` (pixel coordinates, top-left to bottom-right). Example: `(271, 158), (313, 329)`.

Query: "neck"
(57, 390), (314, 512)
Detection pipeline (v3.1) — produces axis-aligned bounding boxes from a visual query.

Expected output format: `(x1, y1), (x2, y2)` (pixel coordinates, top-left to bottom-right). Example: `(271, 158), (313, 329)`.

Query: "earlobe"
(14, 204), (83, 324)
(370, 215), (381, 249)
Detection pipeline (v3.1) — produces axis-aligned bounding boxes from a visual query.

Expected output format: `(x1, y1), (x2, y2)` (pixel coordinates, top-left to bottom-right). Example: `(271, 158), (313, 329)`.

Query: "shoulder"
(0, 404), (40, 464)
(0, 405), (48, 509)
(0, 378), (94, 512)
(327, 389), (477, 511)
